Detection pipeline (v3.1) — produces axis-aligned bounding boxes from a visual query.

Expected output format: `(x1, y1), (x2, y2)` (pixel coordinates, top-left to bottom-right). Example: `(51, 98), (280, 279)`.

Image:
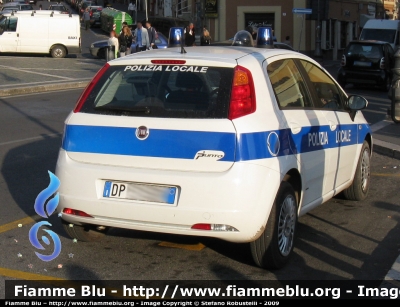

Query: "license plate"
(103, 181), (177, 205)
(353, 61), (372, 67)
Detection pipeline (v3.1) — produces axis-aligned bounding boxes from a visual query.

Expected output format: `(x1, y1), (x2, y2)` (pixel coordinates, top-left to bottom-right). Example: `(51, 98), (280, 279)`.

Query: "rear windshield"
(79, 65), (234, 118)
(346, 43), (383, 58)
(360, 29), (396, 44)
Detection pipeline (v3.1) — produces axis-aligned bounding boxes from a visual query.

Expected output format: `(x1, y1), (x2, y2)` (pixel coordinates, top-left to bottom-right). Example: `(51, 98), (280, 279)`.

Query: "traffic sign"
(292, 8), (312, 14)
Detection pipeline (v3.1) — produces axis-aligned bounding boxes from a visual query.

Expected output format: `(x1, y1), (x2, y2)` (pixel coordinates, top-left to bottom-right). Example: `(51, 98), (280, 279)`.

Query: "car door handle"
(328, 121), (337, 131)
(289, 122), (301, 134)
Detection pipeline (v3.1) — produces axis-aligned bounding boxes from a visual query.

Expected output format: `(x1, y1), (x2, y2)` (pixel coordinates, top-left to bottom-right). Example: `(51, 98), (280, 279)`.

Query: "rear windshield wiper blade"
(95, 105), (151, 114)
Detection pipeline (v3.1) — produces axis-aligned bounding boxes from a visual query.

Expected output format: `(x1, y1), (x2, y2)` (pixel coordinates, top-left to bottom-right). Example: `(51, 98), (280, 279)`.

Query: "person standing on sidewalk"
(184, 23), (196, 46)
(82, 8), (91, 31)
(119, 26), (133, 56)
(108, 30), (119, 59)
(133, 22), (149, 52)
(145, 20), (157, 49)
(128, 1), (136, 19)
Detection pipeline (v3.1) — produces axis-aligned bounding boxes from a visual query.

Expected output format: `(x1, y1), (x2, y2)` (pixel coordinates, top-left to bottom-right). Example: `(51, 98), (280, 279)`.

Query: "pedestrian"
(108, 30), (119, 59)
(39, 4), (42, 9)
(145, 20), (157, 49)
(82, 8), (91, 31)
(200, 27), (211, 46)
(184, 23), (195, 46)
(133, 21), (149, 52)
(128, 1), (136, 19)
(119, 25), (133, 56)
(119, 21), (128, 35)
(284, 35), (291, 46)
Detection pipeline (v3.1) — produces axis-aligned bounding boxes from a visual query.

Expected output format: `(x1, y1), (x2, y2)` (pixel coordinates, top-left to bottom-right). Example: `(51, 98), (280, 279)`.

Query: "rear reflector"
(73, 63), (110, 113)
(341, 55), (346, 67)
(63, 208), (93, 218)
(191, 224), (238, 231)
(151, 60), (186, 65)
(228, 65), (256, 120)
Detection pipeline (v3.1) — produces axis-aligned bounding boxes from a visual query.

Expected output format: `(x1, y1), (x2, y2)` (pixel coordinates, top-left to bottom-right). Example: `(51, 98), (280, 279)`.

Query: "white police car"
(56, 28), (372, 269)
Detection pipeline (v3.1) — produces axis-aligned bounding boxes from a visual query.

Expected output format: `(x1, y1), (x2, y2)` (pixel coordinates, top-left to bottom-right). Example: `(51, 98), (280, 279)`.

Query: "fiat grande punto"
(56, 44), (372, 269)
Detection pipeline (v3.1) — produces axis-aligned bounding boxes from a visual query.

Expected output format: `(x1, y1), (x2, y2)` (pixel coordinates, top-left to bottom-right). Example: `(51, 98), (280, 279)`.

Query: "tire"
(250, 181), (298, 270)
(343, 141), (371, 201)
(97, 48), (106, 59)
(62, 220), (108, 242)
(51, 45), (67, 58)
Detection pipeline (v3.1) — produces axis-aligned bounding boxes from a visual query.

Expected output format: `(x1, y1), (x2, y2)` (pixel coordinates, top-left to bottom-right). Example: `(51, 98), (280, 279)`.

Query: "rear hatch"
(62, 56), (253, 173)
(344, 42), (383, 70)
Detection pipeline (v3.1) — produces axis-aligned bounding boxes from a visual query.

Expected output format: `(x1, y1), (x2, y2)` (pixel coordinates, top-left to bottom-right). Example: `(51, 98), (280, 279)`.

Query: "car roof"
(349, 40), (389, 45)
(3, 2), (22, 5)
(110, 46), (304, 65)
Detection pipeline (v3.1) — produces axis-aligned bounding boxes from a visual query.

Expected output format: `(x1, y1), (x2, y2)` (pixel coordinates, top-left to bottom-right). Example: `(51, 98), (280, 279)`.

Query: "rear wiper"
(95, 105), (151, 114)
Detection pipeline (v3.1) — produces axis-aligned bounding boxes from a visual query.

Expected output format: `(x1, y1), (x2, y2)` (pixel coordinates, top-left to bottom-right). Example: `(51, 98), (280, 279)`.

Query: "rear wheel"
(97, 48), (106, 59)
(250, 182), (298, 269)
(343, 141), (371, 201)
(51, 45), (67, 58)
(62, 220), (108, 242)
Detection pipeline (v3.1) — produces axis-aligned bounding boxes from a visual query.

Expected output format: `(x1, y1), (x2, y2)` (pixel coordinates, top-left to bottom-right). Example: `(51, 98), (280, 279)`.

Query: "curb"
(0, 81), (90, 98)
(373, 139), (400, 160)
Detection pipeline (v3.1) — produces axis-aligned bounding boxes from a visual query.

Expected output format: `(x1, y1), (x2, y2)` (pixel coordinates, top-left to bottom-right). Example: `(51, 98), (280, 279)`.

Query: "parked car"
(79, 0), (92, 15)
(337, 40), (395, 91)
(0, 2), (33, 11)
(89, 32), (168, 59)
(57, 36), (372, 270)
(48, 3), (69, 13)
(88, 5), (102, 27)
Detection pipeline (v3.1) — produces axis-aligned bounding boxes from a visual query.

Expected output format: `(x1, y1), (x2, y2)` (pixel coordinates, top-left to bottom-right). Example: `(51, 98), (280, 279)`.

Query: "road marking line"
(0, 216), (37, 234)
(0, 78), (90, 89)
(0, 267), (65, 280)
(0, 133), (61, 147)
(0, 65), (74, 80)
(370, 120), (393, 133)
(158, 241), (206, 251)
(371, 173), (400, 177)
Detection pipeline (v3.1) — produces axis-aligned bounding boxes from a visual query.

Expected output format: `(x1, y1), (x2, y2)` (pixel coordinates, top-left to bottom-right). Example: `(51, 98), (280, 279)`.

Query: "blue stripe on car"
(62, 124), (371, 161)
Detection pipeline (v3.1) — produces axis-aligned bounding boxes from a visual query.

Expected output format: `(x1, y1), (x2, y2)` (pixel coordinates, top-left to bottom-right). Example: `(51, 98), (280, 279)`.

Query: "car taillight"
(228, 65), (256, 120)
(73, 63), (110, 113)
(341, 54), (346, 66)
(380, 57), (385, 69)
(63, 208), (93, 217)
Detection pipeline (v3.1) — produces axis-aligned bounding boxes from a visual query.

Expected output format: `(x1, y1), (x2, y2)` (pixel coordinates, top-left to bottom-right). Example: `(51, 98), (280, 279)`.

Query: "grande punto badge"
(136, 126), (149, 140)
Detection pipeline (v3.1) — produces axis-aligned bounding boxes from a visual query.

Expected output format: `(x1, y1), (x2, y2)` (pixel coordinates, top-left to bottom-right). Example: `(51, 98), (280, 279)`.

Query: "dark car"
(337, 40), (395, 91)
(139, 16), (187, 38)
(48, 4), (69, 13)
(89, 32), (168, 59)
(88, 5), (102, 27)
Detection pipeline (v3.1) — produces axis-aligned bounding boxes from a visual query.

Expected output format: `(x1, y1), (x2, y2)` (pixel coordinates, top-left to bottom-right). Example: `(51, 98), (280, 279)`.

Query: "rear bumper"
(55, 149), (282, 243)
(338, 68), (388, 85)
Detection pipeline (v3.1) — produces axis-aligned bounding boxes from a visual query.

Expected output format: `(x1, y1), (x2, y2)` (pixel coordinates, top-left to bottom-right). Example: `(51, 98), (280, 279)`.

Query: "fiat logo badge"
(136, 126), (149, 140)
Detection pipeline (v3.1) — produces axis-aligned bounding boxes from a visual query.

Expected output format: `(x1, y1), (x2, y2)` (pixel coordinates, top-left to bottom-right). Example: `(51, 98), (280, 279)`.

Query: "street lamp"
(314, 0), (322, 57)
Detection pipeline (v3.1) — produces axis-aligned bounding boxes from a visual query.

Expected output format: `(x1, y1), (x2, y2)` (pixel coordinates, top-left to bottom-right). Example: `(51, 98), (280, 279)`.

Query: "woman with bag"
(119, 26), (133, 57)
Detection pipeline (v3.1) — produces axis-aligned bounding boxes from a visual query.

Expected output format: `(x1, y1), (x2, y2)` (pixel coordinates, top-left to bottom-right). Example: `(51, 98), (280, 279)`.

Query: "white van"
(359, 19), (400, 51)
(0, 11), (81, 58)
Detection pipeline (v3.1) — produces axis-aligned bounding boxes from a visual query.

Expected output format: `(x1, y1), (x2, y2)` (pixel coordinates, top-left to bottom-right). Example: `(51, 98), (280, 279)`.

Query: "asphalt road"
(0, 89), (399, 298)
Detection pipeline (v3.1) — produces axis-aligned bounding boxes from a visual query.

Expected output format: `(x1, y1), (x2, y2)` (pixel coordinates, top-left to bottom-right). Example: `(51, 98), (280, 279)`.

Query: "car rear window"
(346, 43), (383, 58)
(79, 65), (234, 118)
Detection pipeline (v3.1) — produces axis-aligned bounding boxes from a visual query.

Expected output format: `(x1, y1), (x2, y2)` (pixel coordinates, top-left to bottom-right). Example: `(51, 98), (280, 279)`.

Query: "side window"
(300, 60), (344, 110)
(8, 17), (17, 32)
(267, 59), (312, 109)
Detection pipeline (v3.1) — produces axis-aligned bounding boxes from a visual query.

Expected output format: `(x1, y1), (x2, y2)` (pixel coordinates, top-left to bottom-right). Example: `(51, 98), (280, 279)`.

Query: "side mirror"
(346, 95), (368, 121)
(347, 95), (368, 110)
